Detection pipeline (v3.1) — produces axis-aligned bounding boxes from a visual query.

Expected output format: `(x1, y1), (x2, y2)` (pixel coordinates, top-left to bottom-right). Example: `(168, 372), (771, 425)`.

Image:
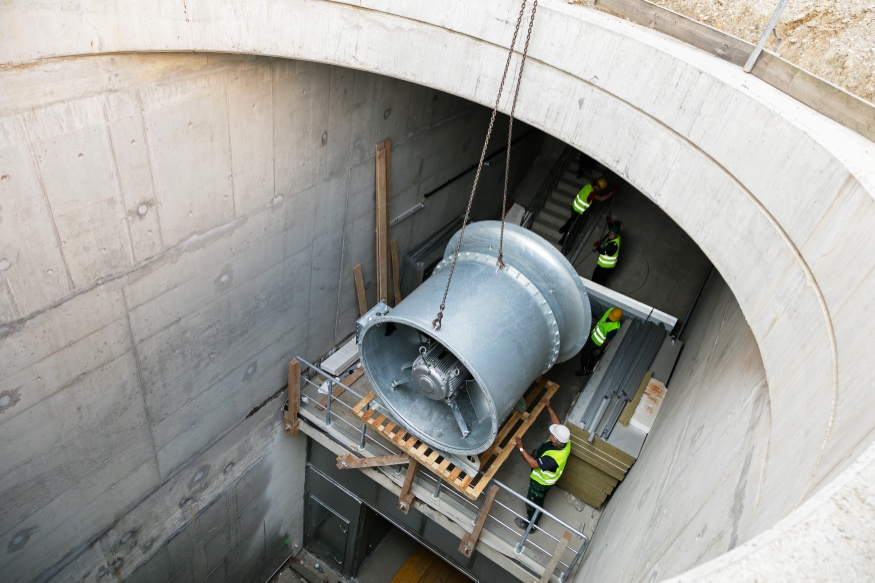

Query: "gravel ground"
(575, 0), (875, 104)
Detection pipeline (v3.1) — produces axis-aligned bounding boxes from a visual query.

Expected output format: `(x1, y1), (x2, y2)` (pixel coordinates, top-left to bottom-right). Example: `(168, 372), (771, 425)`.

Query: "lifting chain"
(432, 0), (539, 330)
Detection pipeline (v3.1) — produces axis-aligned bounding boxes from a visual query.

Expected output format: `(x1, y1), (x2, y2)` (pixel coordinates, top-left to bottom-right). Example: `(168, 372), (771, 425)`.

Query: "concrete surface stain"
(0, 388), (21, 413)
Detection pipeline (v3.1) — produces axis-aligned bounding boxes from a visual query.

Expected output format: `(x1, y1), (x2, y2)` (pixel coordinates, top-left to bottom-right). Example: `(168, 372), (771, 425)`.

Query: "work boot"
(514, 517), (529, 529)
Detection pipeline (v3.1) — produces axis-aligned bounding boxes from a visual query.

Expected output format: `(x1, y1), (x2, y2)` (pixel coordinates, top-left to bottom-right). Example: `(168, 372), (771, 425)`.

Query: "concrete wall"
(0, 53), (540, 582)
(580, 273), (771, 581)
(3, 0), (875, 579)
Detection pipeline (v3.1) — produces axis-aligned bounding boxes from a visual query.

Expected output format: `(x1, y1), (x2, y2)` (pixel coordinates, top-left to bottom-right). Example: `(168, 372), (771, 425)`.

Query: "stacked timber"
(557, 423), (636, 508)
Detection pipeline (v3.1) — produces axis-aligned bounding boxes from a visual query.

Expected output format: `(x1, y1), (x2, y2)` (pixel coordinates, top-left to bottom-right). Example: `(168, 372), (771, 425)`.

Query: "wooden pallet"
(352, 378), (559, 500)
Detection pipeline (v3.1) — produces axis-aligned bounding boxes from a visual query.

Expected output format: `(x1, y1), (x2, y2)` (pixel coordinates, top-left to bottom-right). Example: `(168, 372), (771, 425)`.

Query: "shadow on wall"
(579, 271), (771, 582)
(0, 52), (543, 582)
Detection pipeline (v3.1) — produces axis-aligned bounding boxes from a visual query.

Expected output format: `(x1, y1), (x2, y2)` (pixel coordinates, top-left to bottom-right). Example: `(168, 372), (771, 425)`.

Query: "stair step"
(538, 208), (567, 229)
(551, 191), (576, 206)
(532, 222), (562, 242)
(556, 181), (581, 197)
(544, 200), (570, 216)
(562, 170), (585, 184)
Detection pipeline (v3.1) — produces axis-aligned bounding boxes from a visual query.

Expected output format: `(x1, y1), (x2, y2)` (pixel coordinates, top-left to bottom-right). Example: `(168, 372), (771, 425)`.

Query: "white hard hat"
(550, 424), (571, 444)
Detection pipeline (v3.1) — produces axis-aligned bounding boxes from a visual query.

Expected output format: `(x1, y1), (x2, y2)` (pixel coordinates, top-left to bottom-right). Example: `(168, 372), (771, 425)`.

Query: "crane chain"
(432, 0), (538, 330)
(498, 0), (539, 268)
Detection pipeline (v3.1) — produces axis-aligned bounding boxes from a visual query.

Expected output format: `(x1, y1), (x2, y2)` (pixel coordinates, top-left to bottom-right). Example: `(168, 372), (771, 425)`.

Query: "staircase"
(529, 152), (595, 250)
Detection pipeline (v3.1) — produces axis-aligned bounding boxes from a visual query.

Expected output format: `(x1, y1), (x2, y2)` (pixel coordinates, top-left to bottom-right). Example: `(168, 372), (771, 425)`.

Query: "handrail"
(292, 356), (590, 583)
(523, 145), (574, 230)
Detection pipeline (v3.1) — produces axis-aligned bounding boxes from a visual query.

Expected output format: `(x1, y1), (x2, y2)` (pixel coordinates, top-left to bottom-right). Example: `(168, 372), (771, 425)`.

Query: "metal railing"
(291, 356), (590, 583)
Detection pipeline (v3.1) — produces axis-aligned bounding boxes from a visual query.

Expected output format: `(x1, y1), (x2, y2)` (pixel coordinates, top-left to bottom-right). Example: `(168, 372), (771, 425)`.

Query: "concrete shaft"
(2, 0), (875, 581)
(358, 222), (588, 455)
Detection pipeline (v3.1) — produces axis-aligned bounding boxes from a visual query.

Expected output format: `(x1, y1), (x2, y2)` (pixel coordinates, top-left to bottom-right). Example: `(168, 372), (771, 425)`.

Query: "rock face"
(610, 0), (875, 103)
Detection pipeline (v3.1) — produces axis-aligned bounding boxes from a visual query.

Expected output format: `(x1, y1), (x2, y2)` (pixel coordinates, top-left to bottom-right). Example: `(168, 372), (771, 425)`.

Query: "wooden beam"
(397, 459), (417, 514)
(353, 263), (368, 317)
(458, 484), (499, 557)
(390, 239), (402, 306)
(336, 453), (410, 469)
(477, 382), (559, 487)
(314, 368), (364, 412)
(375, 141), (390, 305)
(284, 359), (301, 436)
(535, 531), (573, 583)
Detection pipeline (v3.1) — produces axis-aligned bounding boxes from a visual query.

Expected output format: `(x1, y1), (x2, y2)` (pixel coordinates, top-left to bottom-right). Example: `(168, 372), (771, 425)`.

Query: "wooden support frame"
(459, 484), (499, 557)
(390, 239), (402, 306)
(314, 368), (364, 412)
(397, 459), (417, 514)
(284, 359), (301, 436)
(536, 531), (573, 583)
(336, 453), (410, 469)
(353, 264), (368, 317)
(352, 380), (559, 500)
(375, 140), (391, 305)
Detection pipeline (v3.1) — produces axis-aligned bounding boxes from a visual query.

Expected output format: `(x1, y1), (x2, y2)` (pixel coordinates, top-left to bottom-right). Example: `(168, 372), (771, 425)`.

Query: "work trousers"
(592, 265), (613, 286)
(526, 479), (553, 525)
(578, 337), (603, 373)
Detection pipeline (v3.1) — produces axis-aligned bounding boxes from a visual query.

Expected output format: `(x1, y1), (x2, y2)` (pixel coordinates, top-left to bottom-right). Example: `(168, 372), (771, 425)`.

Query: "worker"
(513, 400), (571, 529)
(576, 307), (623, 376)
(591, 219), (621, 286)
(557, 178), (615, 245)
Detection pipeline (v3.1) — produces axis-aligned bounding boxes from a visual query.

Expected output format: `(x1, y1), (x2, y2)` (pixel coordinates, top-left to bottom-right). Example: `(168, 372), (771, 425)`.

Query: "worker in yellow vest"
(558, 178), (615, 245)
(576, 307), (623, 376)
(513, 400), (571, 529)
(591, 220), (621, 286)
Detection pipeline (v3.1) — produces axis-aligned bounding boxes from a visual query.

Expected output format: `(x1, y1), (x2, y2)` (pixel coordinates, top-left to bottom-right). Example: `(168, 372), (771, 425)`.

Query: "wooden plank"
(375, 141), (390, 304)
(284, 358), (301, 436)
(620, 371), (652, 426)
(397, 459), (417, 514)
(479, 411), (521, 465)
(337, 453), (410, 469)
(477, 382), (559, 486)
(352, 390), (375, 415)
(478, 378), (546, 465)
(458, 484), (499, 557)
(353, 263), (368, 317)
(524, 377), (549, 409)
(390, 239), (402, 306)
(536, 531), (573, 583)
(314, 369), (363, 411)
(438, 458), (452, 473)
(595, 0), (749, 66)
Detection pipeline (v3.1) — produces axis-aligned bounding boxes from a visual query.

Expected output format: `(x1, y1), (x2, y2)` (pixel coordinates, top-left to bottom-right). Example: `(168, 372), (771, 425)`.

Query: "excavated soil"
(577, 0), (875, 104)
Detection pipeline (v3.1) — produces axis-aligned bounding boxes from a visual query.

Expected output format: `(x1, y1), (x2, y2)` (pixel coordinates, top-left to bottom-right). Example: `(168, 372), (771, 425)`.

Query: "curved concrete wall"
(2, 0), (875, 579)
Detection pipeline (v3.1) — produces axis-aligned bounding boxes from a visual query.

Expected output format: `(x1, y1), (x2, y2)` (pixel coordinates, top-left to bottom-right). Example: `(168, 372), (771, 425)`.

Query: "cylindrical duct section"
(358, 221), (590, 456)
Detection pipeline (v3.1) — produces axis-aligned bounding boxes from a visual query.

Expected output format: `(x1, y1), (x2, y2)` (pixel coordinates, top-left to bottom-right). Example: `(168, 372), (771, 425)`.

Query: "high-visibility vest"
(572, 184), (594, 214)
(597, 235), (621, 268)
(591, 309), (622, 346)
(530, 441), (571, 486)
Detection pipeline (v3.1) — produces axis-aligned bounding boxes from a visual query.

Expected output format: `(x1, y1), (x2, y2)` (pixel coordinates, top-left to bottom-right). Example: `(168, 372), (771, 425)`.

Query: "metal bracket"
(447, 399), (470, 438)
